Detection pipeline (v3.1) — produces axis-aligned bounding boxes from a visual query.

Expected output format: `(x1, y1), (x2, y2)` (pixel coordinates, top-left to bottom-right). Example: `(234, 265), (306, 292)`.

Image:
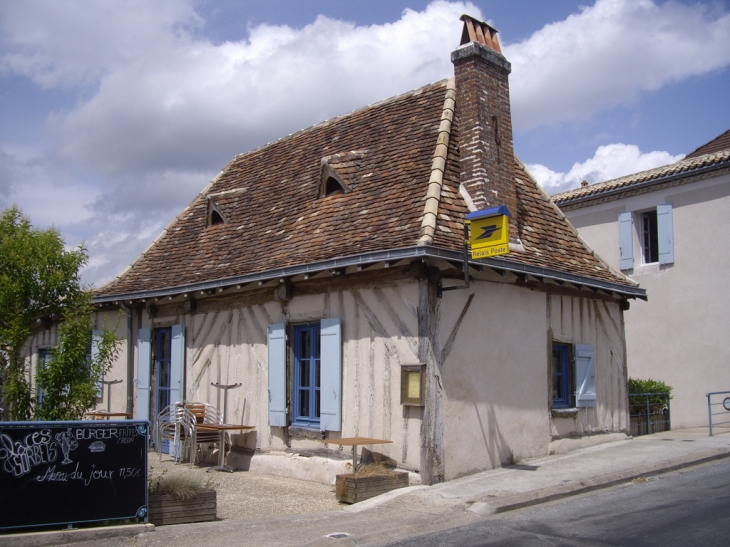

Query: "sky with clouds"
(1, 0), (729, 287)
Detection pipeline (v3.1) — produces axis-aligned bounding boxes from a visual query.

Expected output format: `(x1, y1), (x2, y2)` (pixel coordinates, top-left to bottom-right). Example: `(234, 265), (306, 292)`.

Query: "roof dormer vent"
(320, 164), (350, 197)
(317, 150), (367, 199)
(206, 198), (227, 228)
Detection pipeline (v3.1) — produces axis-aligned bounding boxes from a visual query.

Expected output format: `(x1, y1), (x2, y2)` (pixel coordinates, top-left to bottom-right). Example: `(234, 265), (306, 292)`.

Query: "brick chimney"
(452, 15), (518, 227)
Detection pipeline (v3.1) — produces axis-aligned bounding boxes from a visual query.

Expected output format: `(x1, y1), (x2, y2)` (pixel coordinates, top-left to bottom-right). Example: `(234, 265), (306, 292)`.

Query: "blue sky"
(1, 0), (729, 286)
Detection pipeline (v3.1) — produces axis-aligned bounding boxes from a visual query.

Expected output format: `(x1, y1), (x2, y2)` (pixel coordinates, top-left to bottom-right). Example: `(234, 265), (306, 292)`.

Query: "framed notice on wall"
(401, 364), (426, 406)
(0, 420), (149, 530)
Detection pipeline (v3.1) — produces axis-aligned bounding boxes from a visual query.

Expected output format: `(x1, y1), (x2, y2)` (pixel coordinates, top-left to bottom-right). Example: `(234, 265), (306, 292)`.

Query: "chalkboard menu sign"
(0, 420), (148, 530)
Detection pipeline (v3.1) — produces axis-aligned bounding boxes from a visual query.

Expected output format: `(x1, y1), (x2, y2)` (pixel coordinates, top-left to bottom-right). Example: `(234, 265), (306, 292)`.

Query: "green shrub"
(628, 378), (672, 414)
(628, 378), (673, 396)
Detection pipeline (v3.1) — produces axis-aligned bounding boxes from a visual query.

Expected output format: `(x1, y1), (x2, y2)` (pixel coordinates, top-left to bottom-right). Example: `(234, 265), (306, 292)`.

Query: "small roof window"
(320, 165), (349, 197)
(206, 199), (227, 228)
(317, 150), (367, 199)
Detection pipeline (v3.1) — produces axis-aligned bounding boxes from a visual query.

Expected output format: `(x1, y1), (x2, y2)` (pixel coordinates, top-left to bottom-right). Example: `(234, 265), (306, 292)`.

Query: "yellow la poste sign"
(466, 206), (511, 259)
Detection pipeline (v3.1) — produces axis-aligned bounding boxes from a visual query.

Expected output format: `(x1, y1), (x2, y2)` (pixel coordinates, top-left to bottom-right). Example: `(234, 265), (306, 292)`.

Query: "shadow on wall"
(474, 401), (511, 468)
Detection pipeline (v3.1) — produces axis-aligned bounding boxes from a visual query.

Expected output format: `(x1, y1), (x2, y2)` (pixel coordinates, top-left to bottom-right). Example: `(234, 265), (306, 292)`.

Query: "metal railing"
(629, 392), (671, 437)
(706, 391), (730, 436)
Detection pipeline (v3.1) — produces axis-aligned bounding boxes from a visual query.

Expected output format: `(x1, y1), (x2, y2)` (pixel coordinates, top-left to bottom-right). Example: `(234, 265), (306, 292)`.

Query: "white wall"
(439, 279), (629, 480)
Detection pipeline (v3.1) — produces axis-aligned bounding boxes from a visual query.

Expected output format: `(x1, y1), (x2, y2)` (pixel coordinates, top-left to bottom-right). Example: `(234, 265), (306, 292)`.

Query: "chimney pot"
(459, 14), (502, 53)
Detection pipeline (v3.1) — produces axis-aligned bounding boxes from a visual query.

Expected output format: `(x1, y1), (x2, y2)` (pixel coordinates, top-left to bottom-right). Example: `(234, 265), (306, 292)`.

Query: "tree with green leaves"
(34, 293), (122, 420)
(0, 206), (121, 420)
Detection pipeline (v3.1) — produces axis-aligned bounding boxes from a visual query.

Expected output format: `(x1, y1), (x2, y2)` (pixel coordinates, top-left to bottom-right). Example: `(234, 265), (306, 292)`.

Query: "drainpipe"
(119, 303), (134, 416)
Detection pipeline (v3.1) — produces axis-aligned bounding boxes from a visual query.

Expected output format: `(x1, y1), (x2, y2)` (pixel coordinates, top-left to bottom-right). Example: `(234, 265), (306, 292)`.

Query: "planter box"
(148, 491), (216, 525)
(335, 472), (408, 504)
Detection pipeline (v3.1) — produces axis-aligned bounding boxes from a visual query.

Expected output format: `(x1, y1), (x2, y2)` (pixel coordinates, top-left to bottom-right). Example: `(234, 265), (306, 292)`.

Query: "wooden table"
(196, 424), (255, 473)
(315, 437), (392, 470)
(83, 411), (132, 420)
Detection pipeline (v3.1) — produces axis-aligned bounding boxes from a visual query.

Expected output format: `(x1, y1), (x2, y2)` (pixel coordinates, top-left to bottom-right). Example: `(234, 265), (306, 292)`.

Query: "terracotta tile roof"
(551, 149), (730, 206)
(685, 128), (730, 159)
(509, 160), (632, 285)
(96, 80), (635, 298)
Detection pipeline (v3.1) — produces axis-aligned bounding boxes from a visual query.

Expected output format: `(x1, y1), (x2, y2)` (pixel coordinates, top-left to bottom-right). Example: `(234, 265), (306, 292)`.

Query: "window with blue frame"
(155, 328), (172, 416)
(552, 343), (571, 408)
(293, 323), (321, 427)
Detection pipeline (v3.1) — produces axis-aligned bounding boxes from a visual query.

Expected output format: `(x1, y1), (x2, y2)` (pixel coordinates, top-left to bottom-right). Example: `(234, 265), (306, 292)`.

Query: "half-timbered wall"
(547, 294), (629, 440)
(96, 270), (628, 484)
(136, 279), (424, 471)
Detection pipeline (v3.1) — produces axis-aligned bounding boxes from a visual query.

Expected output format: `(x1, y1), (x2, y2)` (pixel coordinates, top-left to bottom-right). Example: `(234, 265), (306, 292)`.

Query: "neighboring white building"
(553, 130), (730, 429)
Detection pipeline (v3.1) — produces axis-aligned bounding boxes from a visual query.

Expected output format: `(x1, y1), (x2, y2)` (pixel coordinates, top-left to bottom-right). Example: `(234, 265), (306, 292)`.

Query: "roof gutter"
(93, 245), (645, 304)
(554, 159), (730, 208)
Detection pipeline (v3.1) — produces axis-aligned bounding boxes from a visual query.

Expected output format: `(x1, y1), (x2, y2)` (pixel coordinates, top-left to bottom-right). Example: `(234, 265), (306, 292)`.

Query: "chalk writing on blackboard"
(0, 429), (58, 477)
(0, 421), (149, 530)
(56, 428), (78, 464)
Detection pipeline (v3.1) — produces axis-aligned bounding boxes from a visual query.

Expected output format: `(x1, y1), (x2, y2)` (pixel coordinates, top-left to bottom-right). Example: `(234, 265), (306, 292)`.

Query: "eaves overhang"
(93, 245), (645, 304)
(554, 158), (730, 209)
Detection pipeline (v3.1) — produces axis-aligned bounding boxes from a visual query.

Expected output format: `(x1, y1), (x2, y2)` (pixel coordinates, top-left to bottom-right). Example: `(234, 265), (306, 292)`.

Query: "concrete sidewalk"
(5, 428), (730, 547)
(423, 427), (730, 516)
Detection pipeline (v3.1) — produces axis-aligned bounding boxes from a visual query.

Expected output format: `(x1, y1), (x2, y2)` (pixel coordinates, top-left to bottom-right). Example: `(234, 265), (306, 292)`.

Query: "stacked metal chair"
(183, 402), (225, 467)
(155, 403), (195, 464)
(155, 401), (226, 467)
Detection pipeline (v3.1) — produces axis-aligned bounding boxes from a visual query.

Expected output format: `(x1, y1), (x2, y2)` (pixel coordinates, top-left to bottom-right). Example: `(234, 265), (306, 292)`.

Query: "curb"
(468, 448), (730, 516)
(0, 522), (155, 547)
(343, 485), (429, 513)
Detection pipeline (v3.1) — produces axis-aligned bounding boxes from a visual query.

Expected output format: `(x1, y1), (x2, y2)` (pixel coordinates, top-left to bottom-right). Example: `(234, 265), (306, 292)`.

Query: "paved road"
(384, 459), (730, 547)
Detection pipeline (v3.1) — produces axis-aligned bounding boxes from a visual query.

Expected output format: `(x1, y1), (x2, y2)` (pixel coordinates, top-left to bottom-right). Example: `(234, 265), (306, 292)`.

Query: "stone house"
(30, 15), (644, 483)
(553, 130), (730, 429)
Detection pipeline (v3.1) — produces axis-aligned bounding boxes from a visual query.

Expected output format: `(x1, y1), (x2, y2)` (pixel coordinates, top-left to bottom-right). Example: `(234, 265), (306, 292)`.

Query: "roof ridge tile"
(552, 149), (730, 205)
(418, 77), (456, 246)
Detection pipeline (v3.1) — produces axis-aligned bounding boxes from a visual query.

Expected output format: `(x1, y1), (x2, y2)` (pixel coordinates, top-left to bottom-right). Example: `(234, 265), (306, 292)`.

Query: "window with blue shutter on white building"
(618, 204), (674, 270)
(551, 342), (596, 409)
(135, 325), (185, 425)
(575, 344), (596, 408)
(135, 328), (151, 421)
(267, 319), (342, 431)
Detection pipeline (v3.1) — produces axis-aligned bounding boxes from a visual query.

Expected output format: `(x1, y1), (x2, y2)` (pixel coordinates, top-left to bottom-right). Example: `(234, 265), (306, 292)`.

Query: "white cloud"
(505, 0), (730, 130)
(0, 0), (202, 88)
(527, 143), (685, 194)
(13, 1), (475, 178)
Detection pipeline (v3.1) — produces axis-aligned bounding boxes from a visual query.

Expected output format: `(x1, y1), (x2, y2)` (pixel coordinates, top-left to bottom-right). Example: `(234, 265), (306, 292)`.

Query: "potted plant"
(335, 463), (409, 504)
(148, 468), (217, 525)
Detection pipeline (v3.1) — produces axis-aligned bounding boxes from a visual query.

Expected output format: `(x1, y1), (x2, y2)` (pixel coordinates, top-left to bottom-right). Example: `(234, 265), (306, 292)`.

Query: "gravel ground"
(149, 453), (344, 521)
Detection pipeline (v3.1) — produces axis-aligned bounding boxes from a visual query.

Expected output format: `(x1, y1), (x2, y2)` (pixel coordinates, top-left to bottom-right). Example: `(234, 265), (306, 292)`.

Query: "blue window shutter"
(170, 324), (185, 405)
(618, 212), (634, 270)
(657, 204), (674, 265)
(320, 318), (342, 431)
(575, 344), (596, 407)
(268, 323), (287, 427)
(91, 330), (103, 398)
(136, 328), (152, 421)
